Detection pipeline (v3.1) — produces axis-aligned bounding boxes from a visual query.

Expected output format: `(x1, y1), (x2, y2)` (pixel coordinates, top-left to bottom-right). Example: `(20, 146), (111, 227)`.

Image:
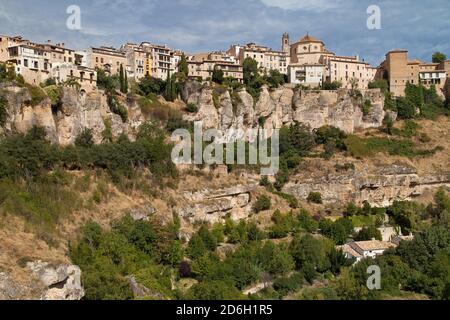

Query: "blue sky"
(0, 0), (449, 66)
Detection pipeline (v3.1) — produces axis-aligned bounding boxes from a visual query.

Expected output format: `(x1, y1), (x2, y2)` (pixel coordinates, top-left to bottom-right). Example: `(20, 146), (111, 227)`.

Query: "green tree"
(178, 54), (189, 79)
(0, 96), (8, 126)
(432, 52), (447, 64)
(212, 67), (224, 84)
(333, 268), (369, 300)
(265, 69), (285, 89)
(289, 234), (329, 271)
(355, 226), (382, 241)
(119, 64), (126, 94)
(253, 195), (271, 213)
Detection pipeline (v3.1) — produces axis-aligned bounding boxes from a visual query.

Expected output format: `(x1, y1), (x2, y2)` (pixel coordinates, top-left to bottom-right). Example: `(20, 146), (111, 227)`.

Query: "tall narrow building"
(282, 32), (290, 53)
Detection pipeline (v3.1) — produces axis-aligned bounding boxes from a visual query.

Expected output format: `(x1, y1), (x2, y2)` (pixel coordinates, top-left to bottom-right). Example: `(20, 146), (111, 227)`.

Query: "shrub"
(368, 79), (389, 93)
(307, 192), (323, 204)
(354, 226), (382, 241)
(26, 84), (47, 106)
(107, 94), (128, 123)
(0, 95), (8, 126)
(179, 261), (192, 278)
(253, 195), (271, 213)
(335, 163), (355, 172)
(322, 81), (342, 90)
(75, 128), (95, 148)
(362, 100), (372, 116)
(186, 103), (198, 113)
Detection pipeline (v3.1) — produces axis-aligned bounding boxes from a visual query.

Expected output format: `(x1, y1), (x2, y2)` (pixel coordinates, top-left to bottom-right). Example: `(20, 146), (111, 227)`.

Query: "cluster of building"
(1, 32), (449, 99)
(377, 49), (450, 99)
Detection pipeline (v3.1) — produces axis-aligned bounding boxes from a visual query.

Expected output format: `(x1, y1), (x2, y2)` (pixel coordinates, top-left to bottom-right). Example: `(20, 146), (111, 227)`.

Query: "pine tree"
(119, 64), (125, 93)
(124, 71), (128, 94)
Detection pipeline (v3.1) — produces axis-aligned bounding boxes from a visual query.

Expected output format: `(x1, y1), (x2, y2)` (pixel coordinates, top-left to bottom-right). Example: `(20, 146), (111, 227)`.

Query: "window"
(24, 59), (28, 67)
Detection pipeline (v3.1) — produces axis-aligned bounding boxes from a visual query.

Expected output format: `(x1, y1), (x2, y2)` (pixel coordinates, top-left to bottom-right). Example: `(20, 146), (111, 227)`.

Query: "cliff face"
(182, 83), (394, 135)
(1, 82), (393, 145)
(1, 84), (146, 145)
(283, 163), (450, 207)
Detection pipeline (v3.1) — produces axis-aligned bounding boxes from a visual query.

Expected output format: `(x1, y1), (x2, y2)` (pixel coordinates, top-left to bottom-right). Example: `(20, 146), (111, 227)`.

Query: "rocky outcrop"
(283, 164), (450, 207)
(0, 261), (84, 300)
(177, 185), (256, 224)
(183, 84), (392, 135)
(27, 261), (84, 300)
(1, 84), (145, 145)
(0, 272), (28, 300)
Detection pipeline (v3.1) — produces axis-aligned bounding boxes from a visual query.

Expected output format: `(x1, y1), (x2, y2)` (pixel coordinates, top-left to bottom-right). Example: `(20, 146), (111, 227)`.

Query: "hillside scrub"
(0, 125), (177, 183)
(344, 135), (443, 158)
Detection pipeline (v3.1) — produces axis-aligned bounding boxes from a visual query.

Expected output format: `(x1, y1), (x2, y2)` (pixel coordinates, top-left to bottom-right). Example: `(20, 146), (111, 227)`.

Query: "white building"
(7, 44), (51, 85)
(341, 240), (397, 263)
(419, 70), (447, 86)
(288, 63), (325, 87)
(140, 42), (177, 79)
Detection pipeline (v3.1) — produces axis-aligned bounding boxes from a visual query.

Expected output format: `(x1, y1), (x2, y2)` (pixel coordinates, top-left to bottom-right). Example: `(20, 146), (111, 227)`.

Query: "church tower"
(282, 32), (290, 53)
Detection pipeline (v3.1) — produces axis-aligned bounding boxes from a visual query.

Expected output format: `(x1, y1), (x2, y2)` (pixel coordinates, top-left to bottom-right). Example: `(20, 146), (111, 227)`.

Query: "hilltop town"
(0, 31), (449, 302)
(1, 33), (449, 99)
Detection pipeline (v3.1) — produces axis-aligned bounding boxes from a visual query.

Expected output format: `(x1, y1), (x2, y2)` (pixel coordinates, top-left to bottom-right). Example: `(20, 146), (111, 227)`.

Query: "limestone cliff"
(283, 163), (450, 207)
(182, 83), (394, 135)
(1, 84), (145, 145)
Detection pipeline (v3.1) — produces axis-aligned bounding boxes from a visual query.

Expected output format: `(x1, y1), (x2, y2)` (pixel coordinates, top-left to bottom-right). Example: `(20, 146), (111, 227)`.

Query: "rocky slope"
(1, 82), (449, 300)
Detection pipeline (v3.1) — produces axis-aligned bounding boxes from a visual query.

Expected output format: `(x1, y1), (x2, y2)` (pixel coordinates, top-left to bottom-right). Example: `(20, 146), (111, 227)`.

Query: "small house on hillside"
(340, 240), (397, 263)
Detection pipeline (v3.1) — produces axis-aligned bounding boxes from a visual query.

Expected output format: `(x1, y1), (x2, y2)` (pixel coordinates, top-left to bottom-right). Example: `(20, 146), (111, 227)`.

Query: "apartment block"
(86, 46), (127, 76)
(121, 43), (147, 80)
(140, 42), (177, 79)
(7, 44), (51, 85)
(228, 35), (290, 75)
(323, 55), (377, 89)
(188, 52), (243, 82)
(0, 35), (30, 62)
(36, 41), (75, 65)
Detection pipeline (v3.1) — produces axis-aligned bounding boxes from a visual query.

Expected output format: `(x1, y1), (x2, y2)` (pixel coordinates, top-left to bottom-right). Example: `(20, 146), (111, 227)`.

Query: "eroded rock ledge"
(177, 184), (257, 224)
(283, 164), (450, 207)
(0, 261), (84, 300)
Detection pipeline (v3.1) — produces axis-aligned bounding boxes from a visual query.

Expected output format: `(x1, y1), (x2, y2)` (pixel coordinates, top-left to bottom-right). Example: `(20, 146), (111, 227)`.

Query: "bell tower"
(282, 32), (290, 53)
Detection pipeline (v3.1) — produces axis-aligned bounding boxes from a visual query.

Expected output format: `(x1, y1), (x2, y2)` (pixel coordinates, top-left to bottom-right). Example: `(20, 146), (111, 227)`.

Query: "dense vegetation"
(0, 124), (177, 239)
(70, 188), (450, 300)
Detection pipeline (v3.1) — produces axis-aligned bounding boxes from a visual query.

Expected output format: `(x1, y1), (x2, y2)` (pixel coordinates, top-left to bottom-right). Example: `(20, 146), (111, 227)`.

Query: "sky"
(0, 0), (449, 66)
